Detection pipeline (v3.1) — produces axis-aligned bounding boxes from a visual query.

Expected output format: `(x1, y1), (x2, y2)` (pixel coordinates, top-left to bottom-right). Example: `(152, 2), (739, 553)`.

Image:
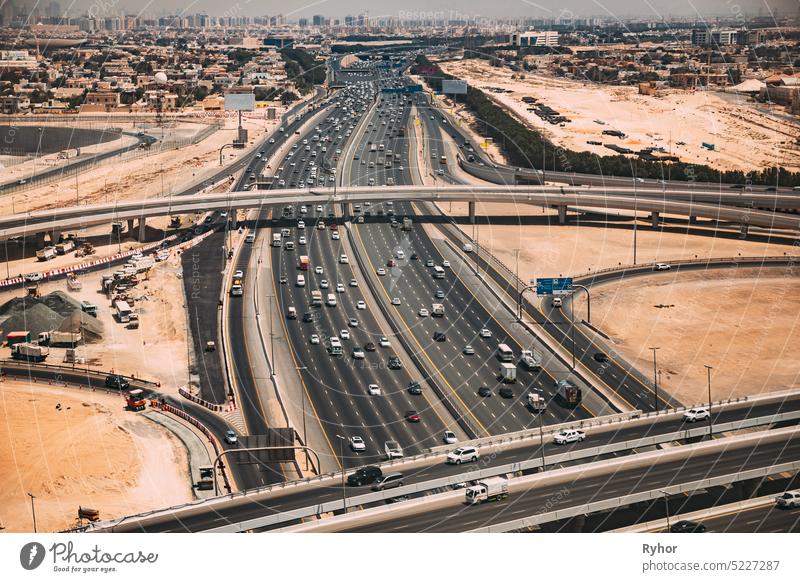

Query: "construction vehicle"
(80, 301), (97, 317)
(78, 507), (100, 522)
(125, 389), (146, 412)
(527, 392), (547, 412)
(11, 342), (49, 362)
(66, 274), (82, 291)
(499, 362), (517, 383)
(36, 246), (56, 261)
(38, 330), (82, 347)
(555, 379), (582, 407)
(465, 477), (509, 505)
(169, 216), (182, 228)
(55, 239), (75, 255)
(75, 242), (95, 257)
(6, 331), (31, 346)
(520, 349), (542, 371)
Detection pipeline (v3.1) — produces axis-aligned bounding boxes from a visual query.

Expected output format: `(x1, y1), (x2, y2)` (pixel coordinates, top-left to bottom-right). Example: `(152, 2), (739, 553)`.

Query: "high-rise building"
(510, 31), (559, 47)
(312, 14), (324, 26)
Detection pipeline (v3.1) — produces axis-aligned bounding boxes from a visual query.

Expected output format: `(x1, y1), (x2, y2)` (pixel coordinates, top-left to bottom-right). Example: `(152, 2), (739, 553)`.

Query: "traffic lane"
(308, 220), (449, 451)
(357, 215), (590, 432)
(702, 503), (800, 533)
(345, 434), (800, 532)
(273, 237), (394, 468)
(287, 228), (444, 457)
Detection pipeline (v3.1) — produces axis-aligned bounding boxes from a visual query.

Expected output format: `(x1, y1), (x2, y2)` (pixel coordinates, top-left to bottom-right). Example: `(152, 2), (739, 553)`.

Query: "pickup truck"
(384, 440), (403, 460)
(465, 477), (509, 505)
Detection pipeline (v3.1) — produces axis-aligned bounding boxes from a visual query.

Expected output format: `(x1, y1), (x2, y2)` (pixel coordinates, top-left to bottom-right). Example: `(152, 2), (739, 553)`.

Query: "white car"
(315, 266), (324, 275)
(775, 490), (800, 508)
(479, 328), (492, 338)
(350, 436), (366, 451)
(378, 336), (390, 348)
(336, 283), (345, 293)
(349, 279), (358, 287)
(298, 221), (305, 230)
(443, 430), (458, 444)
(553, 429), (586, 445)
(348, 317), (359, 328)
(654, 263), (672, 271)
(446, 446), (479, 464)
(225, 430), (238, 445)
(339, 255), (349, 264)
(352, 347), (365, 359)
(368, 384), (381, 395)
(418, 308), (429, 317)
(377, 268), (387, 276)
(332, 232), (340, 240)
(316, 205), (323, 212)
(321, 280), (330, 290)
(683, 407), (710, 422)
(340, 329), (351, 340)
(442, 260), (451, 268)
(310, 334), (320, 345)
(356, 300), (366, 310)
(24, 273), (43, 282)
(299, 236), (307, 245)
(391, 297), (401, 306)
(233, 270), (244, 279)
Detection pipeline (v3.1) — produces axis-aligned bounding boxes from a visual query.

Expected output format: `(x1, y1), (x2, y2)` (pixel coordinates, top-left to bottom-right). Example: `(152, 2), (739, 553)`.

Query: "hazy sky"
(61, 0), (798, 20)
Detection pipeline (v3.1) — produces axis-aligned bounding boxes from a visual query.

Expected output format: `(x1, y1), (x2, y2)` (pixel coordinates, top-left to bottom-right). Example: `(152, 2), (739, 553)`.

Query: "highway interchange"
(11, 55), (797, 534)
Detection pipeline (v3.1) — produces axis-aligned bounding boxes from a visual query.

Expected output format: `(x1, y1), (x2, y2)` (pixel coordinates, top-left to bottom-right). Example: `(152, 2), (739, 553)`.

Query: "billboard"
(224, 93), (256, 111)
(441, 79), (468, 95)
(536, 277), (573, 296)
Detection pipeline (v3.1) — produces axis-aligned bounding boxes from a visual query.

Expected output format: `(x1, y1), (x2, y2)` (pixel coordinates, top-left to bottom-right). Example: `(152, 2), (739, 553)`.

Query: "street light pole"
(296, 366), (308, 470)
(335, 435), (347, 514)
(27, 492), (37, 533)
(705, 364), (713, 439)
(650, 347), (660, 412)
(662, 490), (670, 531)
(538, 411), (546, 471)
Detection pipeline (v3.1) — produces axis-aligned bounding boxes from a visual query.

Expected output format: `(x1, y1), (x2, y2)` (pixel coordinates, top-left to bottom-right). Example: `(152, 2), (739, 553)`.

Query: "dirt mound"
(0, 291), (104, 343)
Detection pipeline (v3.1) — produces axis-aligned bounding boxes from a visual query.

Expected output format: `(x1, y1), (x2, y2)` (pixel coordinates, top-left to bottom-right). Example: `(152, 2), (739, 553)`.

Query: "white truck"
(12, 342), (49, 362)
(465, 477), (509, 505)
(499, 362), (517, 383)
(520, 349), (542, 371)
(38, 330), (82, 347)
(431, 303), (445, 317)
(55, 239), (75, 255)
(36, 246), (56, 261)
(384, 440), (404, 460)
(401, 217), (412, 231)
(527, 392), (547, 412)
(272, 233), (282, 247)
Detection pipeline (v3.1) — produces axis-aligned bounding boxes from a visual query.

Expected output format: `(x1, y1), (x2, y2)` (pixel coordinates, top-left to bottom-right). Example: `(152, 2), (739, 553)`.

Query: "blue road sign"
(536, 277), (573, 296)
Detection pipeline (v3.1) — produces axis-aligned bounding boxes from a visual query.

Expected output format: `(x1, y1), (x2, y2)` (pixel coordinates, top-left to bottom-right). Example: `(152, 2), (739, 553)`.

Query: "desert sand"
(575, 268), (800, 405)
(437, 59), (800, 173)
(0, 379), (191, 532)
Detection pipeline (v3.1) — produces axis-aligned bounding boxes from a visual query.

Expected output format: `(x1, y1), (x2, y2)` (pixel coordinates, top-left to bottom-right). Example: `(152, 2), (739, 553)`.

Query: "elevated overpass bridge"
(2, 185), (799, 244)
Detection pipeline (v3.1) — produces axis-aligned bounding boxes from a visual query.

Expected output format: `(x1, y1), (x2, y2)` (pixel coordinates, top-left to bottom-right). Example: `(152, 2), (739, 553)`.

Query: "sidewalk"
(144, 410), (215, 500)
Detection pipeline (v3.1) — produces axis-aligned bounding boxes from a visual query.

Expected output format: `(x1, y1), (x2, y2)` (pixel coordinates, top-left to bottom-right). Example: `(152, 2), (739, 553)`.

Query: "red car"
(405, 410), (421, 423)
(330, 223), (338, 231)
(387, 259), (397, 267)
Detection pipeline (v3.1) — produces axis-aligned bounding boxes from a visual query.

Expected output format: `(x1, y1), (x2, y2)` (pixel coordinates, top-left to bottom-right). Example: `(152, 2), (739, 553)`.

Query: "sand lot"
(437, 59), (800, 173)
(0, 380), (191, 532)
(576, 268), (800, 405)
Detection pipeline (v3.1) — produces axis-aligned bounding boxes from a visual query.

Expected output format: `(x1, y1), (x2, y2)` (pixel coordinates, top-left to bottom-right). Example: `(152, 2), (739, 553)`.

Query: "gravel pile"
(0, 291), (104, 343)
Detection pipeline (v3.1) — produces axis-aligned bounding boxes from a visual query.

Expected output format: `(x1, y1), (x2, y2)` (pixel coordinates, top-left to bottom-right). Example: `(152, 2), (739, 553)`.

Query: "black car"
(388, 356), (402, 369)
(593, 352), (609, 363)
(410, 253), (419, 260)
(408, 382), (422, 395)
(302, 312), (314, 323)
(433, 331), (447, 342)
(499, 387), (514, 399)
(105, 374), (129, 390)
(478, 386), (492, 397)
(364, 342), (376, 352)
(669, 520), (706, 533)
(347, 465), (382, 487)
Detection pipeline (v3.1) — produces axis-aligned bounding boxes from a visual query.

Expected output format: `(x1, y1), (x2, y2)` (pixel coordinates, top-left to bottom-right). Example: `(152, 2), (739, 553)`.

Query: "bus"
(433, 266), (445, 279)
(299, 255), (310, 271)
(497, 344), (514, 362)
(272, 233), (282, 247)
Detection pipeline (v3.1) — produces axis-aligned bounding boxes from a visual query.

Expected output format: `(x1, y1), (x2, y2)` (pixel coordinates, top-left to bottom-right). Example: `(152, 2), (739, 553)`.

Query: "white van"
(327, 293), (337, 307)
(296, 275), (306, 287)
